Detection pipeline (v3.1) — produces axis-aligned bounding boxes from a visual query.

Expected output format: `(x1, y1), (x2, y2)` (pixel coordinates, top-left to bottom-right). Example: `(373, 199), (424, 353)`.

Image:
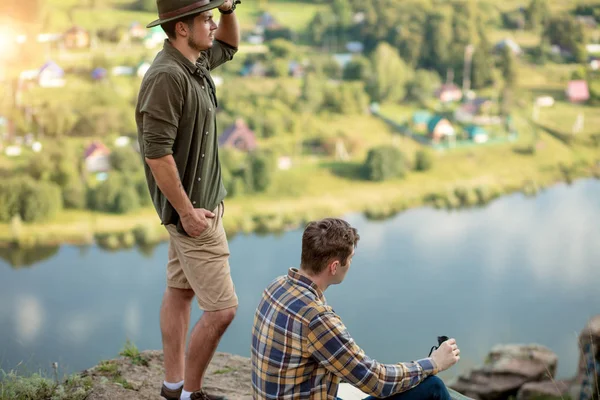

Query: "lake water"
(1, 179), (599, 382)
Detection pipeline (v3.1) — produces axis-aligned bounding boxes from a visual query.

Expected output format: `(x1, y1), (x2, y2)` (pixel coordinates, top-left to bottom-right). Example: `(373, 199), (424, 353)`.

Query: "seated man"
(251, 218), (461, 400)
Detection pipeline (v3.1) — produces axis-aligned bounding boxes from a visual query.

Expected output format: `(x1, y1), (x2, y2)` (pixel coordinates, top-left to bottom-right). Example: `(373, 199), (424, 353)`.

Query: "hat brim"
(146, 0), (226, 28)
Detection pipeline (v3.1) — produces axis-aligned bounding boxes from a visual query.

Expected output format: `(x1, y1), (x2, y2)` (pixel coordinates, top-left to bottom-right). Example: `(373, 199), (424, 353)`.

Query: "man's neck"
(297, 268), (329, 293)
(170, 39), (201, 65)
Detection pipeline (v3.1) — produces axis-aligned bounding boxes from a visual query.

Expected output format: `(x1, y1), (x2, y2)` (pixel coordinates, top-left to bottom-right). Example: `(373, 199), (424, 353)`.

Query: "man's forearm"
(145, 155), (194, 217)
(215, 12), (240, 48)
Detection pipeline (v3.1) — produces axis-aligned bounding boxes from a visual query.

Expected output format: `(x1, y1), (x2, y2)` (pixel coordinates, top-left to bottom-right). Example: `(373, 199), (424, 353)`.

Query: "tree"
(543, 16), (587, 63)
(406, 69), (441, 102)
(526, 0), (550, 31)
(249, 152), (274, 193)
(369, 43), (414, 103)
(343, 56), (373, 81)
(421, 12), (453, 74)
(471, 45), (495, 89)
(299, 72), (325, 113)
(110, 147), (143, 174)
(363, 146), (407, 182)
(415, 149), (434, 171)
(499, 46), (518, 89)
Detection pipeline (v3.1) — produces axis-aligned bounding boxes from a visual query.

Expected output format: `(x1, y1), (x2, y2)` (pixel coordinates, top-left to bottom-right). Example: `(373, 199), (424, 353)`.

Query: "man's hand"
(180, 208), (215, 237)
(219, 0), (233, 11)
(430, 338), (460, 372)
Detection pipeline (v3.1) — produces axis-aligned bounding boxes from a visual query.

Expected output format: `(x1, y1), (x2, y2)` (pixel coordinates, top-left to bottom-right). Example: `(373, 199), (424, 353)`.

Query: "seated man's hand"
(431, 338), (460, 372)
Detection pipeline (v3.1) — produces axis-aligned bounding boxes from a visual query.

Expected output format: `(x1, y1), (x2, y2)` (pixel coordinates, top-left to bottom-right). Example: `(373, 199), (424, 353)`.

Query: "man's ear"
(176, 21), (189, 38)
(329, 260), (340, 276)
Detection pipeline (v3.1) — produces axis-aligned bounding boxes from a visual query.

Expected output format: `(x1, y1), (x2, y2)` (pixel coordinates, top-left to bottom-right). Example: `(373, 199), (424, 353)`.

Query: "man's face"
(330, 249), (355, 286)
(186, 11), (218, 52)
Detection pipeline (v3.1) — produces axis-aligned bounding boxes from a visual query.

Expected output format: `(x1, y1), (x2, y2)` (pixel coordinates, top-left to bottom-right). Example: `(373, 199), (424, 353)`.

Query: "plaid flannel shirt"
(251, 268), (438, 400)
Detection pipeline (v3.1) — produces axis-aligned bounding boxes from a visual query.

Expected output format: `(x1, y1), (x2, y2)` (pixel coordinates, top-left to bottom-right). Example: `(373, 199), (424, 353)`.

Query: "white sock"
(180, 389), (192, 400)
(164, 380), (184, 390)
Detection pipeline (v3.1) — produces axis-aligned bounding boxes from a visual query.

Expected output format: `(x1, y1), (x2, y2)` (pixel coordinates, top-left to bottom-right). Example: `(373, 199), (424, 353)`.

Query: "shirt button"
(205, 131), (208, 135)
(192, 201), (196, 205)
(197, 177), (201, 182)
(202, 86), (205, 89)
(208, 108), (212, 111)
(201, 154), (205, 158)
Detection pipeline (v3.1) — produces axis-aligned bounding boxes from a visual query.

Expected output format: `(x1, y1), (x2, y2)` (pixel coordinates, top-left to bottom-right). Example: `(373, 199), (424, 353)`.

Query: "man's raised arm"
(307, 311), (438, 398)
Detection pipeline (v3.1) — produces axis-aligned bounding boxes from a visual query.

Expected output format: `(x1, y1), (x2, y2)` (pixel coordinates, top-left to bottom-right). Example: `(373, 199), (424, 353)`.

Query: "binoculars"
(428, 335), (449, 357)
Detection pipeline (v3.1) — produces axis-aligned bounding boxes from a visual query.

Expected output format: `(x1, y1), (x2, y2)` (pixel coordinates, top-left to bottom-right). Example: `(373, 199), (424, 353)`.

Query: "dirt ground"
(83, 351), (253, 400)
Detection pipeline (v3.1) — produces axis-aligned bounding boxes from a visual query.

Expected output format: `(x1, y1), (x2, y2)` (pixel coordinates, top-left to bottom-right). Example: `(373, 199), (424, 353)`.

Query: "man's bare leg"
(161, 287), (195, 383)
(183, 306), (237, 392)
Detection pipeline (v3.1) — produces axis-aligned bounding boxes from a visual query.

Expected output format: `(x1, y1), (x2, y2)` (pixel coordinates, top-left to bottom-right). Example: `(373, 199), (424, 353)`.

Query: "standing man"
(251, 218), (463, 400)
(135, 0), (241, 399)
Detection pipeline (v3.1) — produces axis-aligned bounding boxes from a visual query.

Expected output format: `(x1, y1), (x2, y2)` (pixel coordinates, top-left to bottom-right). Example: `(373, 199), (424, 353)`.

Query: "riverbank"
(1, 132), (599, 250)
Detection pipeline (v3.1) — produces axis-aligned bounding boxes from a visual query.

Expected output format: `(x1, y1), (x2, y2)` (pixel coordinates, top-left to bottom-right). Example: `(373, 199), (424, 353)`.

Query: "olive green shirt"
(136, 39), (237, 226)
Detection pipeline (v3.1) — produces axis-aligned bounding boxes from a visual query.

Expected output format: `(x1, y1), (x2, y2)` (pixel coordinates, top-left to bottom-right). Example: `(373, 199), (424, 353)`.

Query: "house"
(576, 16), (598, 29)
(255, 12), (280, 33)
(84, 141), (111, 173)
(346, 41), (364, 53)
(412, 111), (432, 131)
(63, 26), (90, 49)
(566, 80), (590, 104)
(535, 96), (555, 107)
(240, 61), (267, 77)
(288, 61), (305, 78)
(454, 97), (493, 123)
(466, 126), (489, 144)
(428, 116), (455, 143)
(333, 54), (353, 69)
(91, 67), (107, 81)
(218, 119), (257, 151)
(494, 38), (522, 56)
(435, 83), (462, 103)
(128, 22), (146, 39)
(38, 61), (65, 88)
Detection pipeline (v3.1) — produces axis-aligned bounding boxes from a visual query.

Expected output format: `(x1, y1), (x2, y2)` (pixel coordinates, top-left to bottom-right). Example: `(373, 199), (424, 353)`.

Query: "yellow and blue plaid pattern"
(251, 268), (438, 400)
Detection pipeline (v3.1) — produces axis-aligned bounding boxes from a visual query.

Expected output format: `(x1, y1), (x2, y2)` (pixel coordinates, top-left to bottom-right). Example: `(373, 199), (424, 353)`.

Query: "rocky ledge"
(82, 316), (599, 400)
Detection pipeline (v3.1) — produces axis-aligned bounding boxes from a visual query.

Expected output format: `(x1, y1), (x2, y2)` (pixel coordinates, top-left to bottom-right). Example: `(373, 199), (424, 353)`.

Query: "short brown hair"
(300, 218), (360, 275)
(161, 13), (198, 39)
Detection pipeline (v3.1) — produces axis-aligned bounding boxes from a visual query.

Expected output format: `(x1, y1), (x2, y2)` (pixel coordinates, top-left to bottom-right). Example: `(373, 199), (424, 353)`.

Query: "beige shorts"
(165, 203), (238, 311)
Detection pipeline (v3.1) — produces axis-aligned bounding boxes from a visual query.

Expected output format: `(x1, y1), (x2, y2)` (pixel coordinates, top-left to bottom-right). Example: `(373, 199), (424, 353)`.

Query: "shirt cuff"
(417, 357), (438, 376)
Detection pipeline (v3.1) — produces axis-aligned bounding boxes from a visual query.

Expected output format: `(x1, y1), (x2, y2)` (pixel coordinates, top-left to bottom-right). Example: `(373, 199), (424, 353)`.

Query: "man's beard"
(187, 35), (205, 53)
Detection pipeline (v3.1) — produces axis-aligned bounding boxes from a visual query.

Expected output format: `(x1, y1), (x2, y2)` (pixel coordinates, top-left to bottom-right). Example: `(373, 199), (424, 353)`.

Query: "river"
(1, 179), (599, 381)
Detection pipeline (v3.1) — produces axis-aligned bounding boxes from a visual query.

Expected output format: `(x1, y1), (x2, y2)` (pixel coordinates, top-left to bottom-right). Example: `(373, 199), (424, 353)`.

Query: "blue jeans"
(339, 376), (451, 400)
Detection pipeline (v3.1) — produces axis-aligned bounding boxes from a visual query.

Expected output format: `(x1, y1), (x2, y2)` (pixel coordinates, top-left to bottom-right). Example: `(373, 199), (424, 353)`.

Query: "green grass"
(0, 370), (93, 400)
(119, 340), (149, 366)
(213, 366), (237, 375)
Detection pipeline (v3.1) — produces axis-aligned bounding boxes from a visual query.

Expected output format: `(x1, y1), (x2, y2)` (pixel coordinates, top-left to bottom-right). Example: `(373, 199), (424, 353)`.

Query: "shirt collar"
(162, 39), (199, 75)
(287, 268), (325, 302)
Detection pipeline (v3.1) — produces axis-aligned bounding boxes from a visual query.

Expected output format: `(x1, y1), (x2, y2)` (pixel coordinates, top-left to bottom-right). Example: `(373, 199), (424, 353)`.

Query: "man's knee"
(206, 306), (237, 331)
(424, 376), (450, 400)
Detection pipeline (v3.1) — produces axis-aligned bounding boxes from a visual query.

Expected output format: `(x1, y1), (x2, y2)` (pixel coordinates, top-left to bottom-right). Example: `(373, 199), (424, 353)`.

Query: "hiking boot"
(190, 389), (228, 400)
(160, 384), (183, 400)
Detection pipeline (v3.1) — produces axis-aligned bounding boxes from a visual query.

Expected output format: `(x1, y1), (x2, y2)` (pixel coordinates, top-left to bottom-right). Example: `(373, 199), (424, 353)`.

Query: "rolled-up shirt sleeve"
(139, 72), (184, 159)
(307, 311), (438, 398)
(202, 39), (238, 70)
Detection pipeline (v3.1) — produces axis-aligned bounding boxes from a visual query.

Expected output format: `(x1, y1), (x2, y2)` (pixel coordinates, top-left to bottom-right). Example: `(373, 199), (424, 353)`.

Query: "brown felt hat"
(146, 0), (225, 28)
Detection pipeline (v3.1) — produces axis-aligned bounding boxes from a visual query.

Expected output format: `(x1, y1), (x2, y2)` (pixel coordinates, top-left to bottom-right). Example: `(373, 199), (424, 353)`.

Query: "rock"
(449, 344), (558, 400)
(516, 380), (571, 400)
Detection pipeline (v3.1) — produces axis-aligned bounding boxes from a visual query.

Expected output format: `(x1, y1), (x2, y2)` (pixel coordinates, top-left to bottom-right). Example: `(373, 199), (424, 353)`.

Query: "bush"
(0, 178), (63, 223)
(0, 371), (92, 400)
(415, 149), (434, 171)
(88, 173), (141, 214)
(63, 183), (87, 209)
(20, 180), (63, 223)
(363, 146), (407, 181)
